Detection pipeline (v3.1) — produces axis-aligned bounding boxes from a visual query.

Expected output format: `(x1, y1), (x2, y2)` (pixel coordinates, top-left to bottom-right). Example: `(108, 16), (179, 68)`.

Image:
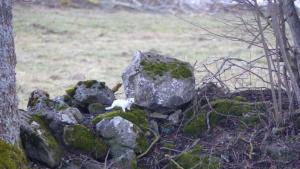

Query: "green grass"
(13, 5), (263, 109)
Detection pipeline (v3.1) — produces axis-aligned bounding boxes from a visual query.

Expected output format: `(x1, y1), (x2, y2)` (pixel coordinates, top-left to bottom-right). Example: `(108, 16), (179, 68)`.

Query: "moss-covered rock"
(92, 108), (148, 129)
(64, 80), (115, 108)
(141, 60), (193, 79)
(63, 124), (107, 159)
(0, 140), (27, 169)
(96, 116), (149, 156)
(65, 87), (77, 98)
(77, 80), (99, 88)
(169, 146), (220, 169)
(88, 103), (105, 114)
(20, 115), (62, 168)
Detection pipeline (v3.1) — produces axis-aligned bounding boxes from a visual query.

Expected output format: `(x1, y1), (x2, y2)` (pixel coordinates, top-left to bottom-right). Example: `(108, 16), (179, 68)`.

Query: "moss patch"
(210, 99), (253, 116)
(162, 142), (176, 149)
(141, 60), (193, 79)
(135, 131), (149, 154)
(169, 146), (220, 169)
(92, 108), (148, 129)
(0, 140), (27, 169)
(183, 113), (207, 137)
(184, 99), (264, 137)
(65, 87), (76, 97)
(77, 80), (99, 88)
(63, 125), (107, 159)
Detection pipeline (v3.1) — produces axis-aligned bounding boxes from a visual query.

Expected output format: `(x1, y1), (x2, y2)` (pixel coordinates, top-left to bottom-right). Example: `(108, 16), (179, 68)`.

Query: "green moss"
(77, 80), (98, 88)
(27, 115), (61, 152)
(88, 103), (105, 114)
(0, 140), (28, 169)
(63, 125), (107, 159)
(183, 113), (207, 137)
(169, 146), (220, 169)
(135, 132), (149, 154)
(141, 60), (193, 79)
(242, 114), (260, 126)
(65, 87), (76, 97)
(184, 100), (264, 136)
(92, 108), (148, 129)
(210, 99), (253, 116)
(162, 142), (176, 149)
(63, 95), (71, 102)
(131, 159), (138, 169)
(233, 96), (247, 102)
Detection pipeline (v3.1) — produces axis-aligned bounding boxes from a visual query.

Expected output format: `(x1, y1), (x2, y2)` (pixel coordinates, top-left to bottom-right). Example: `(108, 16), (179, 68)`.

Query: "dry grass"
(13, 4), (263, 109)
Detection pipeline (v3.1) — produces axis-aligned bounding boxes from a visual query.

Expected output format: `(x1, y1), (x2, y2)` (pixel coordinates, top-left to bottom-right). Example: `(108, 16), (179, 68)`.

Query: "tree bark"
(0, 0), (19, 144)
(282, 0), (300, 85)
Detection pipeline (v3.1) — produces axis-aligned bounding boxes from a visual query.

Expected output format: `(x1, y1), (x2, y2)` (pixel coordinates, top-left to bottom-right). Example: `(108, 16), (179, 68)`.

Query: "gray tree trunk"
(282, 0), (300, 85)
(0, 0), (19, 144)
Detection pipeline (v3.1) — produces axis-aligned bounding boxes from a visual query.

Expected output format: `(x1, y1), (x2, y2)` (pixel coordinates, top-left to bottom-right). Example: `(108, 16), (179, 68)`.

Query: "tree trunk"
(282, 0), (300, 85)
(0, 0), (19, 144)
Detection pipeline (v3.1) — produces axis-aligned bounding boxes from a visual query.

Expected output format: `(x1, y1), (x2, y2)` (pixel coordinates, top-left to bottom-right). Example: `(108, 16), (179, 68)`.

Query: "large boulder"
(65, 80), (115, 109)
(122, 51), (195, 112)
(20, 115), (63, 168)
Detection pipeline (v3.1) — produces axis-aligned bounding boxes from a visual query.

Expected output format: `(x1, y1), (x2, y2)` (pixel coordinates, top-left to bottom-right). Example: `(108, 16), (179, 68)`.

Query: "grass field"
(13, 4), (263, 109)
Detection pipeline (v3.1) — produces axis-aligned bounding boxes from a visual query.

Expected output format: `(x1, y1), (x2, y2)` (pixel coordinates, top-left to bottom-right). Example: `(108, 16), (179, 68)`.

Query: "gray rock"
(20, 119), (63, 168)
(72, 80), (115, 107)
(168, 109), (182, 125)
(108, 149), (137, 169)
(27, 90), (83, 134)
(122, 51), (195, 113)
(57, 107), (83, 124)
(149, 112), (168, 120)
(96, 116), (137, 155)
(96, 117), (138, 169)
(149, 120), (159, 134)
(27, 89), (56, 120)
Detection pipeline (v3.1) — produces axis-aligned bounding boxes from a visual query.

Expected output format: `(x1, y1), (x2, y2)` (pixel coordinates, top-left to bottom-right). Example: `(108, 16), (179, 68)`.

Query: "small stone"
(149, 112), (168, 119)
(168, 109), (182, 125)
(149, 120), (159, 134)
